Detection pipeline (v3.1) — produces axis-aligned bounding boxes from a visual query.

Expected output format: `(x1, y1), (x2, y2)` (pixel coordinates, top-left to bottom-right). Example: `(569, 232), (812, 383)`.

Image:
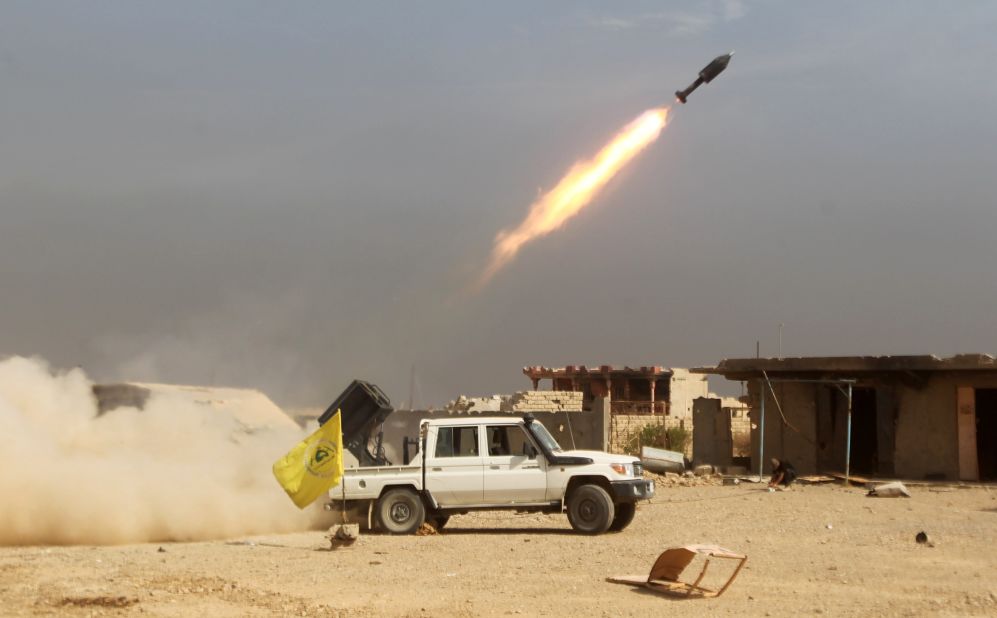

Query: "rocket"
(674, 52), (734, 104)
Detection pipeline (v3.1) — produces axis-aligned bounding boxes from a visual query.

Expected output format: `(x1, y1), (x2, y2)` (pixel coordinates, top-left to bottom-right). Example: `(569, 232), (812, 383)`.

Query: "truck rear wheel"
(566, 484), (615, 534)
(376, 488), (425, 535)
(608, 502), (636, 532)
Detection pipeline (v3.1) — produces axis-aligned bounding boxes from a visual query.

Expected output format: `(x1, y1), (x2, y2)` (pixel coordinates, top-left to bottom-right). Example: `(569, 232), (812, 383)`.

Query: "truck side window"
(487, 426), (535, 458)
(435, 426), (478, 457)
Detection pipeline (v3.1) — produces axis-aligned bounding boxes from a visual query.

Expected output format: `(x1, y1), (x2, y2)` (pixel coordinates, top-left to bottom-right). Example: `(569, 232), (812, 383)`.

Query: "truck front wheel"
(608, 502), (636, 532)
(376, 488), (426, 535)
(566, 484), (615, 534)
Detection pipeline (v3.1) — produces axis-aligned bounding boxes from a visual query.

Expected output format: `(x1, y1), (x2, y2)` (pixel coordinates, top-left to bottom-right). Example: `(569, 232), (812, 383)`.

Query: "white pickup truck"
(327, 414), (654, 535)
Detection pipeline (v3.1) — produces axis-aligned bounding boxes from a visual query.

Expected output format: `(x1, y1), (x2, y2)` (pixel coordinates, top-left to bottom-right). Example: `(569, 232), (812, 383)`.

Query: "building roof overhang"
(692, 354), (997, 381)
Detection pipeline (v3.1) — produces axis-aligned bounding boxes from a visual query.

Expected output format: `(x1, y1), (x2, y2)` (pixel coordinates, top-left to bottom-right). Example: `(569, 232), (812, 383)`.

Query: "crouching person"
(768, 458), (797, 489)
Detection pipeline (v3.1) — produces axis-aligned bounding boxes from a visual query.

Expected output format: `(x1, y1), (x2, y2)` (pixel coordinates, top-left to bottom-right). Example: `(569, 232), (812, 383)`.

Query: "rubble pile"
(445, 394), (505, 413)
(509, 390), (583, 412)
(647, 471), (722, 488)
(445, 391), (582, 414)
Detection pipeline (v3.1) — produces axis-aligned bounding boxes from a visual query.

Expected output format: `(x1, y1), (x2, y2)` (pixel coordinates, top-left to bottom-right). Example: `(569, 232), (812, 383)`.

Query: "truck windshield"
(528, 422), (562, 452)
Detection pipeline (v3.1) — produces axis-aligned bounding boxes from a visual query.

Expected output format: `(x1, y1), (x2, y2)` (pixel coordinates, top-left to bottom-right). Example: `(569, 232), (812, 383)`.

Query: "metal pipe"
(845, 383), (853, 485)
(340, 423), (348, 522)
(564, 410), (577, 450)
(762, 371), (786, 426)
(758, 378), (766, 482)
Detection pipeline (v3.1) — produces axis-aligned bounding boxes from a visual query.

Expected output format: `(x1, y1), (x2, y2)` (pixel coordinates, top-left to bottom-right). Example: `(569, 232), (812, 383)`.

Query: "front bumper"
(610, 478), (655, 501)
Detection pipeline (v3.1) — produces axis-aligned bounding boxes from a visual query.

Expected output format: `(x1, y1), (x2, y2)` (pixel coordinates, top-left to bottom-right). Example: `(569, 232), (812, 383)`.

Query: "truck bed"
(337, 462), (423, 501)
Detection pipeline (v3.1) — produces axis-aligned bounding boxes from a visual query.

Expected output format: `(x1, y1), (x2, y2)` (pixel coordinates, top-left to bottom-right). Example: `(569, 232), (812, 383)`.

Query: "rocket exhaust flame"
(476, 107), (669, 289)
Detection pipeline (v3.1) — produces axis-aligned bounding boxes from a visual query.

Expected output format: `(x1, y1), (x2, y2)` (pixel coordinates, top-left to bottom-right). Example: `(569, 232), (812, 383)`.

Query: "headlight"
(633, 462), (643, 477)
(610, 463), (629, 476)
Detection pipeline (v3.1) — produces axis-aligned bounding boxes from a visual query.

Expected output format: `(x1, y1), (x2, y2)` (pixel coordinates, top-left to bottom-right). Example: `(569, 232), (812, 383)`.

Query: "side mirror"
(526, 444), (538, 459)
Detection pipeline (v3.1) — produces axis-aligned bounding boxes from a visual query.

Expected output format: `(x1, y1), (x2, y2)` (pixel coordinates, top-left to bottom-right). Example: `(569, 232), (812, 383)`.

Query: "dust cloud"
(0, 356), (325, 546)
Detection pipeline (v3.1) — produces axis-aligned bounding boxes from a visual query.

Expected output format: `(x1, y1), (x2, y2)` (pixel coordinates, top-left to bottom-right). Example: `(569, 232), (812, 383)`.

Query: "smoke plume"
(0, 356), (324, 546)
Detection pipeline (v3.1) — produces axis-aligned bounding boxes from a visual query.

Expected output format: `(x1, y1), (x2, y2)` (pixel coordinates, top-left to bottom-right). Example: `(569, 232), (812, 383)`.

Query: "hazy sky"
(3, 1), (996, 407)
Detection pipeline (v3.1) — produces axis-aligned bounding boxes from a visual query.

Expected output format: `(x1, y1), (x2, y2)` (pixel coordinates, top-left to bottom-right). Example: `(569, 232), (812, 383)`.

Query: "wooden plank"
(797, 475), (837, 484)
(827, 472), (872, 486)
(957, 386), (979, 481)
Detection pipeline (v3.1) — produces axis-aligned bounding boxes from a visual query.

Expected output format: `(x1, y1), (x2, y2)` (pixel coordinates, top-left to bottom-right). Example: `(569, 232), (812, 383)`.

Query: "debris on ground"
(915, 531), (935, 547)
(646, 471), (722, 488)
(797, 475), (837, 485)
(827, 472), (873, 486)
(326, 524), (360, 548)
(867, 482), (911, 498)
(59, 596), (139, 608)
(694, 464), (715, 477)
(607, 544), (747, 598)
(415, 523), (438, 536)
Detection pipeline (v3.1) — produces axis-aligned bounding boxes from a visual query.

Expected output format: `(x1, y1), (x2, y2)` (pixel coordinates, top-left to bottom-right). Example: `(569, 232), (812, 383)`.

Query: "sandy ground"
(2, 481), (996, 617)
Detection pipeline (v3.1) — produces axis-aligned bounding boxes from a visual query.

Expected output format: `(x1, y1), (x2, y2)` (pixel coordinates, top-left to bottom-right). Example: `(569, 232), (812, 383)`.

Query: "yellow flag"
(272, 410), (344, 509)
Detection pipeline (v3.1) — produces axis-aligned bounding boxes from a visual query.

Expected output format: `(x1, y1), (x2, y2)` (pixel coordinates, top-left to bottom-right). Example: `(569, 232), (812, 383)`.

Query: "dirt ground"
(2, 481), (996, 617)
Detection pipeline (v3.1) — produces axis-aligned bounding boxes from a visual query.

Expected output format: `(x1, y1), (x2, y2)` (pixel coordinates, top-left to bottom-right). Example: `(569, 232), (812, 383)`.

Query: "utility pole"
(407, 364), (416, 410)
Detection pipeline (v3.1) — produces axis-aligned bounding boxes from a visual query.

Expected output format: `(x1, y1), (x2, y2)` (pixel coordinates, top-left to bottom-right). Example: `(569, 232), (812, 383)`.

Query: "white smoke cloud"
(0, 355), (326, 546)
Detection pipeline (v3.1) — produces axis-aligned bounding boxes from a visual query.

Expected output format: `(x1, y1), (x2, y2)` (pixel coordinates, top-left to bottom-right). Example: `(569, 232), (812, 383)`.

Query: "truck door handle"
(489, 465), (500, 470)
(523, 465), (539, 469)
(432, 467), (443, 471)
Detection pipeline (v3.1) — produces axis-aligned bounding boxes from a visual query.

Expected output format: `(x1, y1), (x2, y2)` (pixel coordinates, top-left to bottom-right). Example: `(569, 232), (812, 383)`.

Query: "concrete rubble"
(444, 390), (583, 414)
(648, 471), (722, 488)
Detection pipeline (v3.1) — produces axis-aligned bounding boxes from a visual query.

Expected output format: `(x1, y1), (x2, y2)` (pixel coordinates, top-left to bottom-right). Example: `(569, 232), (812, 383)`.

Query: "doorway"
(975, 389), (997, 481)
(849, 388), (878, 475)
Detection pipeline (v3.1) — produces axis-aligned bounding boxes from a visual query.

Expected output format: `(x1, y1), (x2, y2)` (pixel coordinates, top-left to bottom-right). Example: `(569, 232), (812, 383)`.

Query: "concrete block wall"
(609, 414), (692, 457)
(667, 369), (710, 419)
(892, 374), (997, 480)
(692, 398), (731, 467)
(509, 390), (583, 412)
(749, 381), (819, 475)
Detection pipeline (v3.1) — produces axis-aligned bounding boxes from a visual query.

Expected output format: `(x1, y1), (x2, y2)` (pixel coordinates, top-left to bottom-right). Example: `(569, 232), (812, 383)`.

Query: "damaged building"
(522, 365), (710, 417)
(375, 364), (716, 464)
(522, 365), (744, 457)
(695, 354), (997, 482)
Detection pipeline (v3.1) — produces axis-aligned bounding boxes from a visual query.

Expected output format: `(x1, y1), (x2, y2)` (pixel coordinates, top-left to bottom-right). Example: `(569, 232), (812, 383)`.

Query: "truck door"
(425, 425), (484, 506)
(482, 424), (547, 504)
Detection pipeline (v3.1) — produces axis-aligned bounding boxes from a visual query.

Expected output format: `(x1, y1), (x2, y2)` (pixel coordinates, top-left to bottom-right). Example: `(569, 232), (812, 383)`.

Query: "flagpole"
(340, 421), (347, 523)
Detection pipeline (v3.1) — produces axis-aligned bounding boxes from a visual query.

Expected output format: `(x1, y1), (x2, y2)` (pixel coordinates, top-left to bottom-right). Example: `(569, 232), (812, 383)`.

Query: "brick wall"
(509, 390), (583, 412)
(609, 414), (693, 457)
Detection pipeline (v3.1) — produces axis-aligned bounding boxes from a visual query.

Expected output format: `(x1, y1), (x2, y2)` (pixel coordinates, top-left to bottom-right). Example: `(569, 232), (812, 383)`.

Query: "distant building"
(522, 365), (709, 419)
(695, 354), (997, 481)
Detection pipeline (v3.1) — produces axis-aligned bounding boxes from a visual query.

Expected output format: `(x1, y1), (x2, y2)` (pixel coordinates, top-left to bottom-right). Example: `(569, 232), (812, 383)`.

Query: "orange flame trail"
(476, 107), (669, 289)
